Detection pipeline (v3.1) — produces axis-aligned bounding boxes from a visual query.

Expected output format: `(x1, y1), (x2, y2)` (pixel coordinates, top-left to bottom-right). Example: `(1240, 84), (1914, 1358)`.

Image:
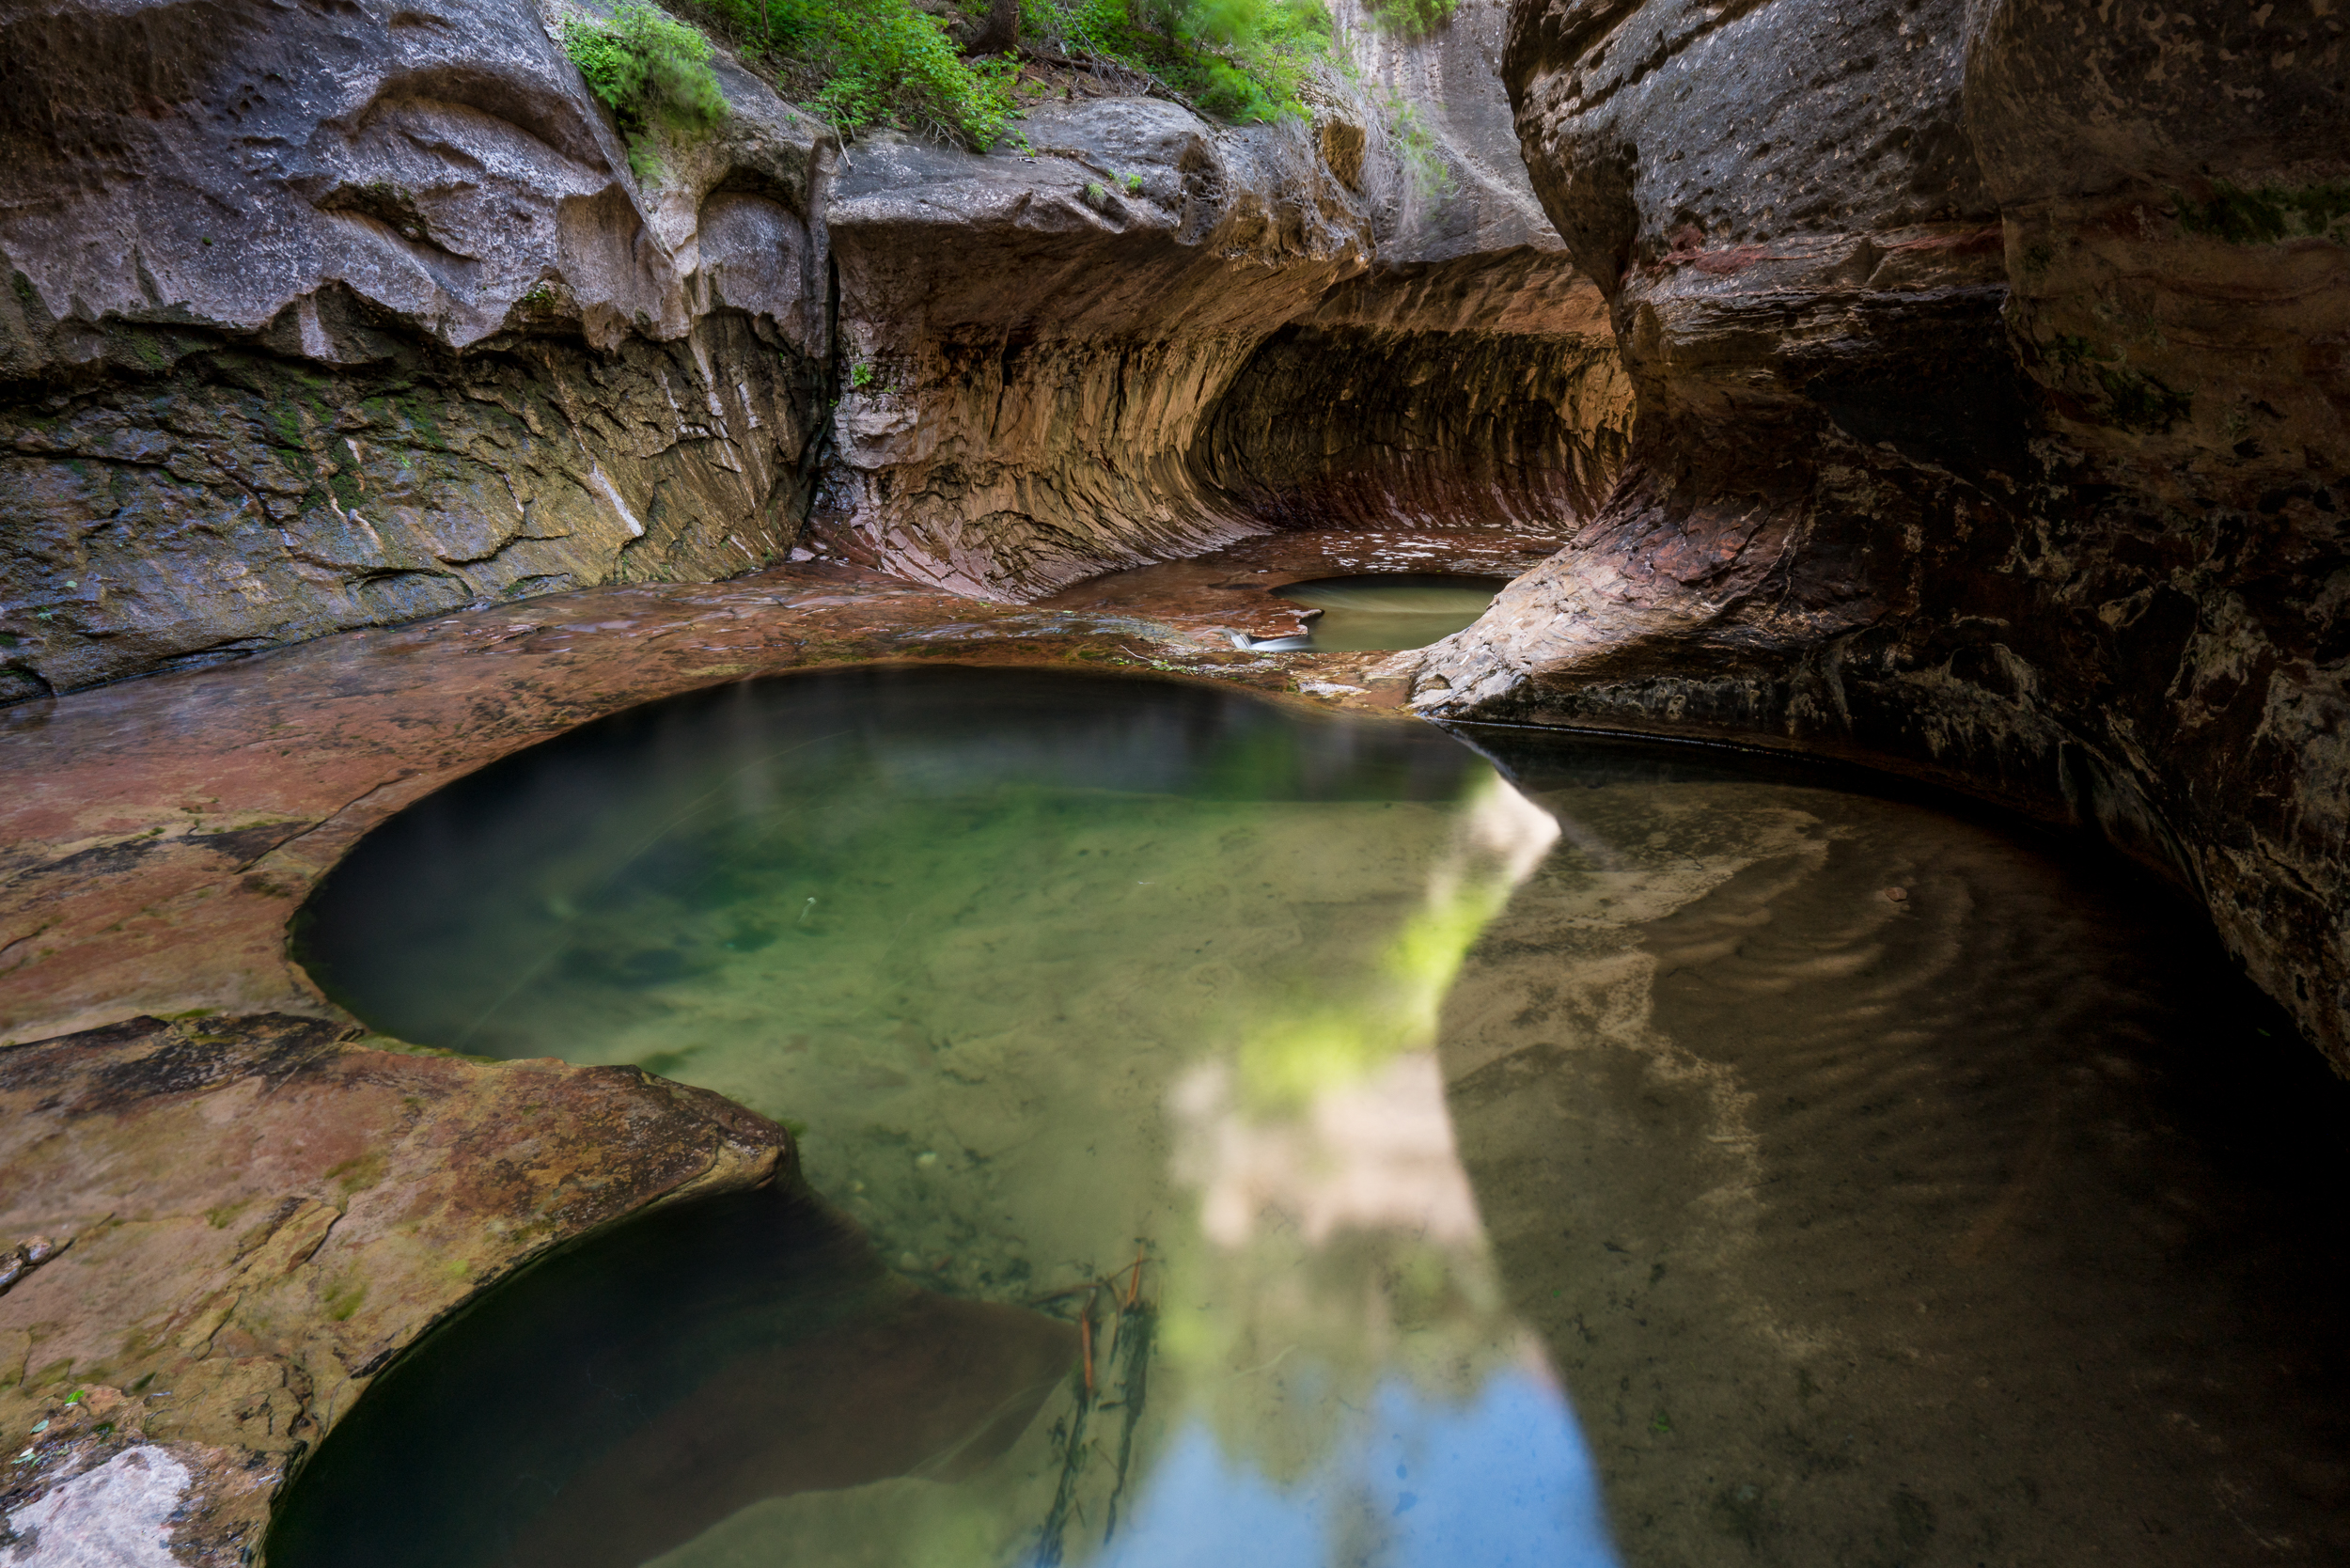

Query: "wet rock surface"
(0, 1011), (790, 1566)
(0, 540), (1480, 1047)
(1394, 0), (2350, 1061)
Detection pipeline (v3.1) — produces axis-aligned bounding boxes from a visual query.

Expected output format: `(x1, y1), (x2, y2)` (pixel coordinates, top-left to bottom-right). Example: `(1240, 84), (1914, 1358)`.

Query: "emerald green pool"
(282, 666), (2350, 1568)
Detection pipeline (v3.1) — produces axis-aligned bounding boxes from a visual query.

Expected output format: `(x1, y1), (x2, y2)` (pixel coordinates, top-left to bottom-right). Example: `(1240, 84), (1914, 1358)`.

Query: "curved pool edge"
(0, 1011), (799, 1568)
(1, 538), (2331, 1567)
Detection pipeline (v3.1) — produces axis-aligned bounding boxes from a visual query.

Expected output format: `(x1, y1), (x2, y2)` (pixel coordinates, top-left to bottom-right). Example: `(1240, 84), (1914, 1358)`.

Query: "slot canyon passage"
(0, 0), (2344, 1559)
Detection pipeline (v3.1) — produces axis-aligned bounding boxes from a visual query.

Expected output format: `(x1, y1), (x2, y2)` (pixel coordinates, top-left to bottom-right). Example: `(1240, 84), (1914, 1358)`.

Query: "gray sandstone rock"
(0, 0), (833, 697)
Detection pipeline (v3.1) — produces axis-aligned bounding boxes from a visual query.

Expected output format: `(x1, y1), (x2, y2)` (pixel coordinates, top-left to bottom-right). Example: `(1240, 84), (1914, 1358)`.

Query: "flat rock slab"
(0, 540), (1532, 1045)
(0, 1011), (789, 1566)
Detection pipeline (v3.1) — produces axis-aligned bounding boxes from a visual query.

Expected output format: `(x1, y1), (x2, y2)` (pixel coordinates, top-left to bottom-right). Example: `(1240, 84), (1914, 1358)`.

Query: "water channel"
(1269, 575), (1511, 651)
(279, 666), (2350, 1567)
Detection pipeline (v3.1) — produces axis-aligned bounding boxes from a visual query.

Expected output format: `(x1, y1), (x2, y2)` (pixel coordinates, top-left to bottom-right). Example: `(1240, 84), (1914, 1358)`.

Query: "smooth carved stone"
(810, 24), (1635, 602)
(1401, 0), (2348, 1062)
(0, 1012), (792, 1567)
(0, 0), (834, 701)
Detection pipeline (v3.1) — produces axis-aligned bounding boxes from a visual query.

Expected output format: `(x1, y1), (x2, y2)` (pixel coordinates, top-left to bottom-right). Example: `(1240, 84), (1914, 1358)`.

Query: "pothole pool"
(281, 666), (2350, 1567)
(1271, 573), (1510, 651)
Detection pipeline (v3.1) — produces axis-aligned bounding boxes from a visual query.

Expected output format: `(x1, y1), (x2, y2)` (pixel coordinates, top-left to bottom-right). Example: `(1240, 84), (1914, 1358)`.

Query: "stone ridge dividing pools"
(0, 1011), (793, 1567)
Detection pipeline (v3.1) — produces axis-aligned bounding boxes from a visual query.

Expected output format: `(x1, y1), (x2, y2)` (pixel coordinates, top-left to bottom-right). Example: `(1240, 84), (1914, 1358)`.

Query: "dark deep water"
(282, 666), (2350, 1567)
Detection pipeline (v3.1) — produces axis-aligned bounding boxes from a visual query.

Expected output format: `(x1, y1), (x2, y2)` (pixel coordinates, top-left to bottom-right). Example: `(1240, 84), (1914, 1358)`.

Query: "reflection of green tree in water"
(621, 776), (1563, 1566)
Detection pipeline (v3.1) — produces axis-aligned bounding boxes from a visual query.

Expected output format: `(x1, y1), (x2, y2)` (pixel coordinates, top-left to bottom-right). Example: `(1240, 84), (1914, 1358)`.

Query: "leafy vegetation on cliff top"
(1020, 0), (1332, 126)
(561, 4), (730, 178)
(568, 0), (1344, 151)
(566, 0), (1438, 162)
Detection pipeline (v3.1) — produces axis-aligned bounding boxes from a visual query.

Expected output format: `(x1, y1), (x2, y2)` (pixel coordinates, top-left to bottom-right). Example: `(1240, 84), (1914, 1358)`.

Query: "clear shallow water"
(1271, 574), (1508, 651)
(290, 666), (1611, 1568)
(287, 669), (2350, 1567)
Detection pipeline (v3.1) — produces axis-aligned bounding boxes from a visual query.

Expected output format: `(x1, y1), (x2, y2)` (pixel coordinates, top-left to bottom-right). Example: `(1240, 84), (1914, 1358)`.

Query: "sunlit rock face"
(1401, 0), (2350, 1061)
(813, 1), (1634, 597)
(812, 102), (1377, 599)
(0, 0), (831, 698)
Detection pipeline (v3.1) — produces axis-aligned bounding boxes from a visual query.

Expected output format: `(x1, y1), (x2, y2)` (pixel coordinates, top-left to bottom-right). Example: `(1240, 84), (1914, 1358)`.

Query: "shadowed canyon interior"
(0, 0), (2344, 1560)
(278, 666), (2349, 1566)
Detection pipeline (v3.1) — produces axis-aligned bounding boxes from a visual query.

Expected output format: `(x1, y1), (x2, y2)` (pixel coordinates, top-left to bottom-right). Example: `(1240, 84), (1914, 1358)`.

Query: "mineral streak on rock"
(0, 1011), (792, 1567)
(1390, 0), (2349, 1062)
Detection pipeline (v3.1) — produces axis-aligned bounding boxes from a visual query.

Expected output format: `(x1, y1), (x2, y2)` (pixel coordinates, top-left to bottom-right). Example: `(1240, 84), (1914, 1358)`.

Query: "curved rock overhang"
(0, 0), (1637, 689)
(1395, 0), (2349, 1063)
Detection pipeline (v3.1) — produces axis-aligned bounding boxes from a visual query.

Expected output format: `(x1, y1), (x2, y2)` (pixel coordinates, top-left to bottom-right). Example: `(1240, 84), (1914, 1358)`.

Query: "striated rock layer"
(1397, 0), (2349, 1059)
(0, 0), (834, 700)
(1, 0), (1635, 686)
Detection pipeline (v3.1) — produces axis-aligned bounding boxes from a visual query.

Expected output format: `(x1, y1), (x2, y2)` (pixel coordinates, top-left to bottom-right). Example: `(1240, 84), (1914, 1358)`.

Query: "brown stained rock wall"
(1400, 0), (2350, 1060)
(0, 1013), (791, 1566)
(1194, 248), (1632, 530)
(0, 0), (834, 699)
(808, 102), (1380, 599)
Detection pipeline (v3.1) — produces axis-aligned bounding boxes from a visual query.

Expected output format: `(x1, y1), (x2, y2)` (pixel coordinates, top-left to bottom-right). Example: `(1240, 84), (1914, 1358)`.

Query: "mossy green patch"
(326, 1150), (389, 1196)
(2171, 180), (2350, 245)
(324, 1278), (368, 1322)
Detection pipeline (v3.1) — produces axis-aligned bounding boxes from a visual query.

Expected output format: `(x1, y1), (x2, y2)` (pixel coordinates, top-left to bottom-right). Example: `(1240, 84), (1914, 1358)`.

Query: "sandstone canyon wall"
(1, 0), (1635, 663)
(1400, 0), (2349, 1060)
(0, 0), (835, 701)
(811, 0), (1635, 596)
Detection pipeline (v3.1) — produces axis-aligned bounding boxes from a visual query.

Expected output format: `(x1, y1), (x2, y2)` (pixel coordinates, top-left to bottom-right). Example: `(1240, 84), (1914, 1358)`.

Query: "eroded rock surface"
(813, 102), (1373, 598)
(814, 53), (1633, 599)
(0, 0), (833, 699)
(2, 0), (1634, 687)
(1397, 0), (2350, 1060)
(0, 1012), (791, 1566)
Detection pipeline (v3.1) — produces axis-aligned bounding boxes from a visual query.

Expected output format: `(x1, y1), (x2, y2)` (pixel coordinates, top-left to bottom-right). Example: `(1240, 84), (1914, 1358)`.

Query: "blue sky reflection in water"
(287, 666), (1618, 1568)
(1105, 1377), (1615, 1568)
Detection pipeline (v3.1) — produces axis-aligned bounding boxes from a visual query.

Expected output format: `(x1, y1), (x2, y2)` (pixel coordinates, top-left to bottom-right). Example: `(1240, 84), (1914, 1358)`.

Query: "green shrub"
(1023, 0), (1328, 123)
(1358, 0), (1451, 33)
(694, 0), (1019, 145)
(1383, 93), (1453, 197)
(562, 3), (730, 180)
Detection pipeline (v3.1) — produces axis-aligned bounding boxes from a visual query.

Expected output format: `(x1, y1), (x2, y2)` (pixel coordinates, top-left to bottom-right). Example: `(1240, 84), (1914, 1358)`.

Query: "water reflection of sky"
(287, 669), (1622, 1568)
(1106, 1374), (1617, 1568)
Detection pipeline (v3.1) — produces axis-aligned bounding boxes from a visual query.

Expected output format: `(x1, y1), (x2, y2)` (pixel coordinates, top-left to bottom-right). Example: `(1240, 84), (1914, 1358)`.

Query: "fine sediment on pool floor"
(0, 1012), (793, 1566)
(1391, 0), (2350, 1062)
